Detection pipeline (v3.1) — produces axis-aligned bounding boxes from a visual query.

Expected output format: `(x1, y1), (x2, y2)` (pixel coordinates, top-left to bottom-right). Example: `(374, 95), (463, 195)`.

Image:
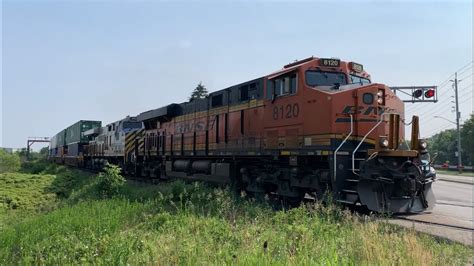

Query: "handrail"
(400, 116), (415, 150)
(333, 114), (353, 182)
(352, 113), (391, 176)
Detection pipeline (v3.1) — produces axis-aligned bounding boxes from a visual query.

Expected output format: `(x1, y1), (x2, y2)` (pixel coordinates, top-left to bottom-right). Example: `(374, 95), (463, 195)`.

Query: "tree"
(16, 148), (28, 158)
(428, 114), (474, 166)
(189, 82), (209, 101)
(460, 114), (474, 165)
(39, 146), (49, 156)
(0, 149), (21, 173)
(429, 129), (457, 164)
(97, 163), (125, 197)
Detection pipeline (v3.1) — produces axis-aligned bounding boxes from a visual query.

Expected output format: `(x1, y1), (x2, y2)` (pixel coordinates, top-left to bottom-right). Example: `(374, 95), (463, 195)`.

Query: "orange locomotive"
(119, 56), (435, 213)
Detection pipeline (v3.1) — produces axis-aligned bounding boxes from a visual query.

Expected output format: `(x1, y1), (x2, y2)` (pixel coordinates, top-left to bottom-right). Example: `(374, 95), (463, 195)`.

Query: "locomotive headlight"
(379, 137), (389, 148)
(377, 98), (384, 104)
(419, 140), (428, 150)
(377, 90), (384, 97)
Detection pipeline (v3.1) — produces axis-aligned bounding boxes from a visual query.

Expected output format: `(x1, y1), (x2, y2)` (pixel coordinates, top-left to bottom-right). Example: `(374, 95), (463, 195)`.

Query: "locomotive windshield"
(350, 74), (371, 85)
(123, 122), (142, 129)
(305, 70), (347, 87)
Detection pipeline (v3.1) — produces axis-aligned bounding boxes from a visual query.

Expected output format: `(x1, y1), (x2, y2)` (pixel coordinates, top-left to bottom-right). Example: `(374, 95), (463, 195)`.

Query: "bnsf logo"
(341, 105), (393, 115)
(336, 105), (397, 123)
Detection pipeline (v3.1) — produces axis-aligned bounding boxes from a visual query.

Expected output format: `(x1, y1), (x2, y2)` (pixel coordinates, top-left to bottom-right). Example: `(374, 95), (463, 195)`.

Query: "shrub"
(20, 159), (50, 174)
(0, 150), (21, 173)
(97, 164), (125, 197)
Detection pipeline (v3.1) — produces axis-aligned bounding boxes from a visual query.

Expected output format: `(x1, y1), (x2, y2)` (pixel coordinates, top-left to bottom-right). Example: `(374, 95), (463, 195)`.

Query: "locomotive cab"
(84, 116), (143, 169)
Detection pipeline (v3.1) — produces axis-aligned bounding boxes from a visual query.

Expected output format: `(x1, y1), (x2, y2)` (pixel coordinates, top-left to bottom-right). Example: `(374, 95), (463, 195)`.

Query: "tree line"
(428, 114), (474, 166)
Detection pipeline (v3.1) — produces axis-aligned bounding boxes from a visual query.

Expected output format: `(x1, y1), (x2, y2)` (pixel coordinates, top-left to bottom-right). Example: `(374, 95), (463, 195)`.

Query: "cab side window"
(240, 82), (258, 102)
(211, 94), (223, 107)
(267, 73), (297, 99)
(240, 85), (249, 101)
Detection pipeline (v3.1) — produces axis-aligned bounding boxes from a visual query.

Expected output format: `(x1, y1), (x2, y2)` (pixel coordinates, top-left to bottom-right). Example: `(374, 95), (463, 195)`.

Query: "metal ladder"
(333, 114), (353, 183)
(332, 114), (360, 204)
(338, 113), (391, 204)
(351, 113), (391, 176)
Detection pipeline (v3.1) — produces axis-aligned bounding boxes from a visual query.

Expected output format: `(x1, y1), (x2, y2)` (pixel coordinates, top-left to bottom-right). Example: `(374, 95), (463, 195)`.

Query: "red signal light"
(424, 89), (435, 98)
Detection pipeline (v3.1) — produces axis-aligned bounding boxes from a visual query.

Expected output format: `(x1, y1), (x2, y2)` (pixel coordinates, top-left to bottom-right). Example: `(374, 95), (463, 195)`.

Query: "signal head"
(413, 89), (423, 98)
(424, 89), (435, 98)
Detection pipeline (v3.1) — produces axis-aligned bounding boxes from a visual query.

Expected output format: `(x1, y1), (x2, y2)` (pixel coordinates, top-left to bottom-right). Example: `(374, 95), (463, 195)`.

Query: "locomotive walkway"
(389, 176), (474, 246)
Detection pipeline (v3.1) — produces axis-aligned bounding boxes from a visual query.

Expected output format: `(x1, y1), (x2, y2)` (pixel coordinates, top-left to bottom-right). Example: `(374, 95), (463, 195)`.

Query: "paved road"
(390, 174), (474, 246)
(433, 179), (473, 224)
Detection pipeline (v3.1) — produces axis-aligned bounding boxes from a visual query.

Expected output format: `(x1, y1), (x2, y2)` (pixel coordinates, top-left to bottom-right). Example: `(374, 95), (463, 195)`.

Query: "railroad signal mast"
(390, 86), (438, 103)
(391, 82), (464, 173)
(26, 137), (50, 158)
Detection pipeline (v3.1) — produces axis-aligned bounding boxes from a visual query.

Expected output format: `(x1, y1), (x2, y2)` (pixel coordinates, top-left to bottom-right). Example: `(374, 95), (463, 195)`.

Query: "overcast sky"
(1, 0), (472, 150)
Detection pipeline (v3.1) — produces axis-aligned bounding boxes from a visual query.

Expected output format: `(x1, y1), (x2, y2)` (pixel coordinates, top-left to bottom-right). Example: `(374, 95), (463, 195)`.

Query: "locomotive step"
(345, 179), (360, 182)
(342, 189), (358, 194)
(336, 199), (356, 204)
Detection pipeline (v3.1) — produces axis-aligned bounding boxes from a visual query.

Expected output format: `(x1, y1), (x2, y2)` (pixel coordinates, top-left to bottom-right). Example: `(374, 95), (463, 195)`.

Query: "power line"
(406, 94), (462, 122)
(431, 61), (473, 96)
(406, 62), (472, 142)
(424, 124), (454, 137)
(458, 83), (473, 92)
(424, 123), (455, 136)
(423, 105), (455, 118)
(432, 61), (471, 90)
(404, 75), (459, 114)
(433, 80), (455, 95)
(456, 61), (473, 74)
(457, 64), (473, 77)
(459, 72), (473, 81)
(406, 64), (473, 119)
(405, 95), (451, 114)
(437, 85), (454, 97)
(437, 74), (456, 90)
(459, 96), (473, 105)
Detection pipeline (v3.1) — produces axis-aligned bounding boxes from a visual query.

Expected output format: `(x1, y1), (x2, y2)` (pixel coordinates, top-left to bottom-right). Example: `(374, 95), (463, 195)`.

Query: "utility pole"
(453, 72), (463, 173)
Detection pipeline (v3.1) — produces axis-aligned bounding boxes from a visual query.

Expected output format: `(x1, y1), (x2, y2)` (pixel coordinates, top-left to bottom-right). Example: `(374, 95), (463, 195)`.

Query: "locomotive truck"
(49, 56), (436, 213)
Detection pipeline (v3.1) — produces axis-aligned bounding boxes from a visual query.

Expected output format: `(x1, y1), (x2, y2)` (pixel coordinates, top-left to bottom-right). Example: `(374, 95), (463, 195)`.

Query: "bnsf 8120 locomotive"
(49, 56), (436, 213)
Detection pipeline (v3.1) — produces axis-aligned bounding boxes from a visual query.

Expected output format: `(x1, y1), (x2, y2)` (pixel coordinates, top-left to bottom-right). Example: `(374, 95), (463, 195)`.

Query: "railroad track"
(392, 215), (474, 232)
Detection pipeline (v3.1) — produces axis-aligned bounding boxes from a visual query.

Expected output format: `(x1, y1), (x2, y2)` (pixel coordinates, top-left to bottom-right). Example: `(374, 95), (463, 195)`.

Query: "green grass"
(0, 161), (96, 227)
(0, 163), (96, 210)
(0, 161), (472, 265)
(0, 172), (56, 211)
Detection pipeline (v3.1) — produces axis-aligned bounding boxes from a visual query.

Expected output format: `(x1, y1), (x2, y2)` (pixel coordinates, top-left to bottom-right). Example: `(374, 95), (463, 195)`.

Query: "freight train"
(49, 56), (436, 213)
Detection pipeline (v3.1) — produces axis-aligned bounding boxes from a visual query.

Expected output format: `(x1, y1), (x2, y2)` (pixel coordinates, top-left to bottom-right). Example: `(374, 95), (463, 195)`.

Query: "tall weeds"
(0, 163), (472, 265)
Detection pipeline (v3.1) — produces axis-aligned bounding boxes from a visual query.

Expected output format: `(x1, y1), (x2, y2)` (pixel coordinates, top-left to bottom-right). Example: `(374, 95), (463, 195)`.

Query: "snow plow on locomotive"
(49, 56), (436, 214)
